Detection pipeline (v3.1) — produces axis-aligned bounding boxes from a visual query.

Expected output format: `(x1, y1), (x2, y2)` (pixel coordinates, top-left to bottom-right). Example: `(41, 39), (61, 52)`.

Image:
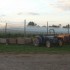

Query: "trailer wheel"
(33, 38), (39, 46)
(46, 41), (51, 48)
(58, 40), (63, 46)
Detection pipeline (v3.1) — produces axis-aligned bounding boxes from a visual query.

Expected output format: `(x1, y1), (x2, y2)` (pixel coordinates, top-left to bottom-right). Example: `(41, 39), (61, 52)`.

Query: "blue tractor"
(33, 29), (63, 48)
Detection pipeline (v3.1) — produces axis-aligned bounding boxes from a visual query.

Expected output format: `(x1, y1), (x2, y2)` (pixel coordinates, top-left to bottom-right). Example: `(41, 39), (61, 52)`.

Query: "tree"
(28, 21), (37, 26)
(63, 24), (70, 28)
(59, 24), (61, 27)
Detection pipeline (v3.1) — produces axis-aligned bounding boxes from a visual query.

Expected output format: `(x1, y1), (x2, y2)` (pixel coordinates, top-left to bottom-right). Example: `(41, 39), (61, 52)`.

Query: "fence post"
(5, 23), (7, 34)
(47, 21), (48, 35)
(24, 20), (26, 37)
(5, 23), (8, 45)
(68, 24), (69, 34)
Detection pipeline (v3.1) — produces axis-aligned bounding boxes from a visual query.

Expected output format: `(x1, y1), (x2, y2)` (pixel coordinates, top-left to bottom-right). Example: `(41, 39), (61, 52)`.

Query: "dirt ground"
(0, 53), (70, 70)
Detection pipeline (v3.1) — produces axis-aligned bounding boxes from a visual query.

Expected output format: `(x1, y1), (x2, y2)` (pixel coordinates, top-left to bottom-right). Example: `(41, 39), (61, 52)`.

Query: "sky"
(0, 0), (70, 26)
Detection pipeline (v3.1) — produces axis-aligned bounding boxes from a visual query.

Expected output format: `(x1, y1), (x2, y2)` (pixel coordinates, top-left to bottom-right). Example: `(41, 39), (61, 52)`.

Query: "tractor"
(33, 29), (63, 48)
(57, 34), (70, 44)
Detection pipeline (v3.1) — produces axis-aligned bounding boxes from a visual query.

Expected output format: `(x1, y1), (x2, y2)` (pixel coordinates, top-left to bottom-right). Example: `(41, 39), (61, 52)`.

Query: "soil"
(0, 53), (70, 70)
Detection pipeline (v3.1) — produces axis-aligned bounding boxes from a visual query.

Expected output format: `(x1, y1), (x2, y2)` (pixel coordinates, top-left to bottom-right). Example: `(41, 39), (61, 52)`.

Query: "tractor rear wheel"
(33, 38), (39, 46)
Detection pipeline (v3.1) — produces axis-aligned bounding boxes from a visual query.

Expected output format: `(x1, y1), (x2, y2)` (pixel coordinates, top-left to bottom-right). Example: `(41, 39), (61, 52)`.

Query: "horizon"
(0, 21), (70, 28)
(0, 0), (70, 26)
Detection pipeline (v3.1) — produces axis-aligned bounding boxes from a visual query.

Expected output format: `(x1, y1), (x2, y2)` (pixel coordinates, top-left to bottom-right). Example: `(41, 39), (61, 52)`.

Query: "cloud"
(27, 12), (39, 15)
(17, 12), (23, 15)
(50, 0), (70, 11)
(0, 14), (6, 17)
(17, 12), (39, 16)
(57, 0), (70, 10)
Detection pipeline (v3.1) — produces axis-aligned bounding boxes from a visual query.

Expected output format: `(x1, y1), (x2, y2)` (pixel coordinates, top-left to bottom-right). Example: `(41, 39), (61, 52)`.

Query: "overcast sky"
(0, 0), (70, 26)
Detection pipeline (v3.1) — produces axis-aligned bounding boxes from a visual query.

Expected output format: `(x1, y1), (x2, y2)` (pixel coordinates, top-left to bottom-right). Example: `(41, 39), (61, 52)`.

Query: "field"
(0, 44), (70, 54)
(0, 44), (70, 70)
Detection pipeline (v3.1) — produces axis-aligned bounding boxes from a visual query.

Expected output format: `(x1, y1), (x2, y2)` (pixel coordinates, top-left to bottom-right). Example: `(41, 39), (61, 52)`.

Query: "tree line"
(28, 21), (70, 28)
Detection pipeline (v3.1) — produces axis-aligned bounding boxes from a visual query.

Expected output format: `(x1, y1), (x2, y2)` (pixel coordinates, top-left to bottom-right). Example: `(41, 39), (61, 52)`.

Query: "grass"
(0, 44), (70, 54)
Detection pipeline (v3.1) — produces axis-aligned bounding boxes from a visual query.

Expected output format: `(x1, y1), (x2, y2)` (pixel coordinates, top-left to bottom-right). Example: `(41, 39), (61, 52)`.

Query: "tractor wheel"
(46, 41), (51, 48)
(58, 40), (63, 46)
(33, 38), (39, 46)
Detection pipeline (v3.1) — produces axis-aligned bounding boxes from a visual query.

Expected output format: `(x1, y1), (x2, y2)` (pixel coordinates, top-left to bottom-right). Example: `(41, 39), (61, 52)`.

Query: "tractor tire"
(46, 41), (51, 48)
(33, 38), (39, 46)
(58, 40), (63, 46)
